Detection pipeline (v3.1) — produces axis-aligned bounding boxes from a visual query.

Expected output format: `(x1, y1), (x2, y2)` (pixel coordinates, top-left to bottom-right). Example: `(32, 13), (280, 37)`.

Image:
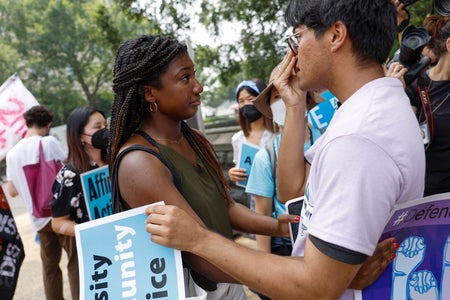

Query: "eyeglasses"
(286, 26), (315, 55)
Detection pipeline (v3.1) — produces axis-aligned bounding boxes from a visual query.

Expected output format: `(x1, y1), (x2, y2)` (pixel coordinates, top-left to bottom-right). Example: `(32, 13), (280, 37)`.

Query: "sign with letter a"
(237, 142), (259, 188)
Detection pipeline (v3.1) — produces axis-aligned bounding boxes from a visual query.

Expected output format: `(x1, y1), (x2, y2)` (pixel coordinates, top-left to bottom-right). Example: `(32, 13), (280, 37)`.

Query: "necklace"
(154, 134), (184, 145)
(427, 78), (450, 114)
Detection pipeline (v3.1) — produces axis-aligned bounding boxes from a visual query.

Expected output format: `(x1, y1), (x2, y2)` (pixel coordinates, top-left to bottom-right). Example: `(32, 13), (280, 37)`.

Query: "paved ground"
(3, 183), (260, 299)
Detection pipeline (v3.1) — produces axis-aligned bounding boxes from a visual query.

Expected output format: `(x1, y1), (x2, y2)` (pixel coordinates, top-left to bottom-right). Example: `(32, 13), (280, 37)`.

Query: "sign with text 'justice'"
(75, 202), (184, 300)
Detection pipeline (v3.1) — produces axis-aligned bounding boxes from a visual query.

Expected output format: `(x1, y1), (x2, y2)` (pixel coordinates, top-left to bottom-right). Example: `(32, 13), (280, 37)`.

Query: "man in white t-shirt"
(6, 105), (78, 300)
(143, 0), (425, 299)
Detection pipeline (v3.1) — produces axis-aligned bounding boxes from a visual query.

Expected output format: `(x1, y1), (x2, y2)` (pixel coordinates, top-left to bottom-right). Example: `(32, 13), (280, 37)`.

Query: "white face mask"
(270, 99), (286, 126)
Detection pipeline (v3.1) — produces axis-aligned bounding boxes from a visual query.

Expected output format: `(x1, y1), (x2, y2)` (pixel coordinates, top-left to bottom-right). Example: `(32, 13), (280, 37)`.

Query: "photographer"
(388, 15), (450, 196)
(405, 14), (450, 196)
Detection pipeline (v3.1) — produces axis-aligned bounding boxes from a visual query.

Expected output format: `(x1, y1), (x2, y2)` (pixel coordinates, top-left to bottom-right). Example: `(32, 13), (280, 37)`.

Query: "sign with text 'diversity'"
(75, 202), (184, 300)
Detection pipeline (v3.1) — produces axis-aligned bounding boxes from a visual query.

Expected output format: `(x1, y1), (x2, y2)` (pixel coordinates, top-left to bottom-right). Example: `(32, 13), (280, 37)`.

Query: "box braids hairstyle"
(109, 34), (233, 206)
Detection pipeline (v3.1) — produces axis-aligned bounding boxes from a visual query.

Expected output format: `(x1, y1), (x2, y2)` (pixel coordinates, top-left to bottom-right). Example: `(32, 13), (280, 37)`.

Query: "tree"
(115, 0), (434, 108)
(0, 0), (154, 125)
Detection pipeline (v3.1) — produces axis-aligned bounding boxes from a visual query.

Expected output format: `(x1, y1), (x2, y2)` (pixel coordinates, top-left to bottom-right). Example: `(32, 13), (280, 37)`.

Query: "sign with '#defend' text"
(356, 193), (450, 300)
(80, 165), (112, 220)
(75, 202), (185, 300)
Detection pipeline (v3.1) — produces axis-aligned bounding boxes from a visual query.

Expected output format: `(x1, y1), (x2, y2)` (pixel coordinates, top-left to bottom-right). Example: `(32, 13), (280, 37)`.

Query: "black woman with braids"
(108, 34), (295, 299)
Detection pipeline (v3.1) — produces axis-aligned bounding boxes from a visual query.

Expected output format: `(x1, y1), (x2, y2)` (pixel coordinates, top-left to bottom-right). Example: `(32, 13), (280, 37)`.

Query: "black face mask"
(240, 105), (262, 123)
(91, 128), (109, 150)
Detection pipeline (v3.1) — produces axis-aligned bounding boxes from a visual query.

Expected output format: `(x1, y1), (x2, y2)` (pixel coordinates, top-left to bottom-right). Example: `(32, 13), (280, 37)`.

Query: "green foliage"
(117, 0), (433, 107)
(0, 0), (436, 123)
(0, 0), (154, 125)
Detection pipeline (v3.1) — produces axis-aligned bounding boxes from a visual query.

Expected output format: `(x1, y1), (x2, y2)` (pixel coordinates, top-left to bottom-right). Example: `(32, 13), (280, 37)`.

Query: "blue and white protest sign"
(80, 165), (112, 220)
(237, 142), (260, 188)
(356, 193), (450, 300)
(75, 202), (185, 300)
(307, 90), (339, 132)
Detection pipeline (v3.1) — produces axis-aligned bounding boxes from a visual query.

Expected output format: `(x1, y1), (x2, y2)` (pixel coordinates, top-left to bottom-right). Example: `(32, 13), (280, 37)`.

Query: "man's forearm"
(277, 105), (308, 202)
(189, 229), (355, 299)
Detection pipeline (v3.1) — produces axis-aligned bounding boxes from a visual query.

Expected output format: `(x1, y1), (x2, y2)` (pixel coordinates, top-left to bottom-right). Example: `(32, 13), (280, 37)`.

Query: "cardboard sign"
(237, 142), (260, 188)
(307, 90), (339, 132)
(80, 165), (112, 220)
(75, 202), (185, 300)
(356, 193), (450, 300)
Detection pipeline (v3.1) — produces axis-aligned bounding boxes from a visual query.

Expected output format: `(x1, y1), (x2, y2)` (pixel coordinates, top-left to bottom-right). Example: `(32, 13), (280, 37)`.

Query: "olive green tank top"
(158, 144), (233, 240)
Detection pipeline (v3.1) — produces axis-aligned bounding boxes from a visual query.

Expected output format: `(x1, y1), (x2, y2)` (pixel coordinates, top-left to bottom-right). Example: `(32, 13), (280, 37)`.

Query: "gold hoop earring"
(149, 101), (158, 112)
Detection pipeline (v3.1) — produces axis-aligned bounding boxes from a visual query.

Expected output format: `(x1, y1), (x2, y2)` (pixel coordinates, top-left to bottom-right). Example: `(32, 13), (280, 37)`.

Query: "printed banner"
(0, 74), (39, 161)
(237, 142), (260, 188)
(308, 90), (338, 132)
(0, 185), (25, 300)
(80, 165), (112, 220)
(75, 202), (185, 300)
(356, 192), (450, 300)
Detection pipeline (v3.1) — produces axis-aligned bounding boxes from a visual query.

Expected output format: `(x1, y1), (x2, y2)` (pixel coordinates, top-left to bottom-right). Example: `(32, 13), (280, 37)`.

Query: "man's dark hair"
(285, 0), (397, 64)
(23, 105), (54, 128)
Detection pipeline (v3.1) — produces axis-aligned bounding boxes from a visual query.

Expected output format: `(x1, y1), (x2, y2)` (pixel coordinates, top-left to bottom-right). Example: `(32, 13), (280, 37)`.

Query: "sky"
(136, 0), (243, 48)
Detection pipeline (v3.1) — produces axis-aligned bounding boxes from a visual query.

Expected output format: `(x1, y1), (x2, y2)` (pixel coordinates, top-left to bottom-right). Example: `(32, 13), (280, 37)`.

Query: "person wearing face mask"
(50, 106), (108, 298)
(244, 66), (322, 300)
(228, 80), (275, 210)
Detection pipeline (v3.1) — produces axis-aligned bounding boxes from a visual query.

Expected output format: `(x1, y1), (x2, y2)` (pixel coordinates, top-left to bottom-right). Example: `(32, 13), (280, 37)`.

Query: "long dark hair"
(65, 106), (106, 173)
(110, 34), (233, 205)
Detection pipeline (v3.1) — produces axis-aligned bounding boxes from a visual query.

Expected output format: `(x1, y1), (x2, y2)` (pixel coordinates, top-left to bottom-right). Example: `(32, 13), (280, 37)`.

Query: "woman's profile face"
(151, 53), (203, 121)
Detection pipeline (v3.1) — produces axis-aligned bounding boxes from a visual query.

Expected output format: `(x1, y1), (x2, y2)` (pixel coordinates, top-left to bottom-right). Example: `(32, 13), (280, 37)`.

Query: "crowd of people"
(3, 0), (449, 299)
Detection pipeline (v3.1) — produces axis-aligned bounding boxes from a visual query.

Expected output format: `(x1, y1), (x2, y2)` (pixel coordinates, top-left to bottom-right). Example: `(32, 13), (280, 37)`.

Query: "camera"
(434, 0), (450, 16)
(400, 0), (450, 16)
(388, 25), (431, 85)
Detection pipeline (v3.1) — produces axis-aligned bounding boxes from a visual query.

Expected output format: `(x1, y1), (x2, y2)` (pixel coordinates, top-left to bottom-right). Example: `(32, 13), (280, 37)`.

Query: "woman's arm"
(228, 201), (292, 238)
(6, 181), (18, 198)
(254, 195), (273, 253)
(52, 215), (76, 236)
(118, 148), (239, 283)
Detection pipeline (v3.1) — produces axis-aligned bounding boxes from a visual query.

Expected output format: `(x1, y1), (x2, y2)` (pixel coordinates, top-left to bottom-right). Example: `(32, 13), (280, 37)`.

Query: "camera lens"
(404, 36), (421, 49)
(400, 26), (431, 65)
(434, 0), (450, 16)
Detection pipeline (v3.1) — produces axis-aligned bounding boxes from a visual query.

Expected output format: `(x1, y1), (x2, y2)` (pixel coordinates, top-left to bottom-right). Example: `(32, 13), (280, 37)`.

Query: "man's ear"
(329, 21), (348, 52)
(144, 86), (157, 103)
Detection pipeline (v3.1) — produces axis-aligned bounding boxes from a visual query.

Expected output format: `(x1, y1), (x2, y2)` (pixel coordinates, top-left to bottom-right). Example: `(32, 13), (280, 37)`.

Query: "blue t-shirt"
(246, 128), (321, 216)
(245, 128), (322, 247)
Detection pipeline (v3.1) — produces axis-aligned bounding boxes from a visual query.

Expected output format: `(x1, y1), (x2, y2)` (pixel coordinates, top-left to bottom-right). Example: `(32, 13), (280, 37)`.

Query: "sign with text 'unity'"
(75, 202), (185, 300)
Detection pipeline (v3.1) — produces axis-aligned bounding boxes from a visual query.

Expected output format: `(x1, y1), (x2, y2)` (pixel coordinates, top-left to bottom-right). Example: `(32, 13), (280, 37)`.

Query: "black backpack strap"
(111, 144), (182, 213)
